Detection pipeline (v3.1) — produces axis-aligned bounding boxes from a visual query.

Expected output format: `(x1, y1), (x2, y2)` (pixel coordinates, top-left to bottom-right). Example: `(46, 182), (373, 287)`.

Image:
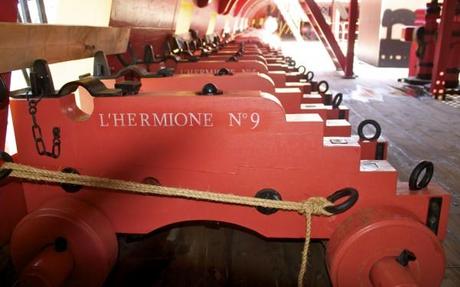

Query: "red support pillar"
(431, 0), (458, 100)
(344, 0), (358, 78)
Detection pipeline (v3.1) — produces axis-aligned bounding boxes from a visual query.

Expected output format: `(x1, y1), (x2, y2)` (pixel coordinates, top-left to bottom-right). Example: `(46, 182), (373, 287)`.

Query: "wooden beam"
(0, 22), (130, 73)
(431, 0), (457, 100)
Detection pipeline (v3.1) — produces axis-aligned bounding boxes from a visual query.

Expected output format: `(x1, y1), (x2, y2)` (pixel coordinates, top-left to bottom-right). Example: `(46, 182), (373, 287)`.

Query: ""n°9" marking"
(228, 112), (261, 129)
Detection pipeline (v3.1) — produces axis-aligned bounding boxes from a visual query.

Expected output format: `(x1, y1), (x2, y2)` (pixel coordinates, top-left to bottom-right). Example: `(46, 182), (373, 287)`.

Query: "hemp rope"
(1, 162), (333, 287)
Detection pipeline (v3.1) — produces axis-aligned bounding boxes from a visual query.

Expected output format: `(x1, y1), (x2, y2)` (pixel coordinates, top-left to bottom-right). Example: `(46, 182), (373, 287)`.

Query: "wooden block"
(0, 22), (130, 73)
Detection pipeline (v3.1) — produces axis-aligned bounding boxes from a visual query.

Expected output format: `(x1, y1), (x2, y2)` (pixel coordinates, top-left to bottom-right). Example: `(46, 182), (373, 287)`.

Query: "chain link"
(26, 92), (61, 159)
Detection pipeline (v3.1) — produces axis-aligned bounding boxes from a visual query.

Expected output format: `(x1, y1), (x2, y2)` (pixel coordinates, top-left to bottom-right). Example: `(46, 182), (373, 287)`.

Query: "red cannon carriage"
(0, 75), (450, 286)
(0, 22), (450, 287)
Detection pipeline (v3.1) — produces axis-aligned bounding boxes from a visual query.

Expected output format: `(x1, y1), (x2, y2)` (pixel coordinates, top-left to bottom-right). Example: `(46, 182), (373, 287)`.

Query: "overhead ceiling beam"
(241, 0), (269, 19)
(233, 0), (248, 17)
(219, 0), (238, 15)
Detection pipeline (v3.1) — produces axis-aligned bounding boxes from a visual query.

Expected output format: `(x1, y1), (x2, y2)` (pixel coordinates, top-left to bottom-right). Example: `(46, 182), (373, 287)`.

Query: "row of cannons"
(0, 30), (451, 286)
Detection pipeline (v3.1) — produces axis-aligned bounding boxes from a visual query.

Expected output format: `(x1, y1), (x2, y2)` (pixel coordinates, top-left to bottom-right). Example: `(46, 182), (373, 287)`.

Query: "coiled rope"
(1, 161), (334, 287)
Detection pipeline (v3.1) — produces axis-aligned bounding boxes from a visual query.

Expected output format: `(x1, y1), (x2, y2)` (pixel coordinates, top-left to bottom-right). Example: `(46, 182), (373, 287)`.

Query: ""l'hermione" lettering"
(99, 112), (214, 128)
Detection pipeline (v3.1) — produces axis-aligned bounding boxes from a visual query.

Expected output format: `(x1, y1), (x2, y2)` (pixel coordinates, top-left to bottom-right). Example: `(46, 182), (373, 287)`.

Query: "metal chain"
(26, 93), (61, 158)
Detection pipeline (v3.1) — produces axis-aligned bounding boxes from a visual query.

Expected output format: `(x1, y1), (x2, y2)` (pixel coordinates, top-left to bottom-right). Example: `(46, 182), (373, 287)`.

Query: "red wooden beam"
(431, 0), (458, 99)
(344, 0), (358, 78)
(218, 0), (229, 13)
(233, 0), (248, 16)
(227, 0), (239, 15)
(219, 0), (238, 15)
(240, 0), (266, 19)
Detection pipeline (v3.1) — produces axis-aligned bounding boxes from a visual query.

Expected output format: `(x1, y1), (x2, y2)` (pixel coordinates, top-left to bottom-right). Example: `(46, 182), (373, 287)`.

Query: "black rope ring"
(409, 161), (434, 191)
(318, 80), (329, 93)
(0, 151), (13, 180)
(297, 65), (307, 74)
(305, 71), (315, 82)
(60, 167), (82, 193)
(324, 187), (359, 214)
(332, 93), (343, 109)
(357, 119), (382, 141)
(288, 59), (296, 67)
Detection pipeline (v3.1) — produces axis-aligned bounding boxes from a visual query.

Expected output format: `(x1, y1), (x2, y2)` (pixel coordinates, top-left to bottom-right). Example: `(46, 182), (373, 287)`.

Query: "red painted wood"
(233, 0), (248, 16)
(431, 0), (458, 99)
(218, 0), (229, 14)
(18, 247), (74, 287)
(11, 198), (117, 287)
(104, 71), (349, 122)
(328, 207), (446, 287)
(0, 0), (16, 21)
(7, 92), (449, 241)
(220, 0), (238, 15)
(370, 257), (419, 286)
(3, 28), (450, 284)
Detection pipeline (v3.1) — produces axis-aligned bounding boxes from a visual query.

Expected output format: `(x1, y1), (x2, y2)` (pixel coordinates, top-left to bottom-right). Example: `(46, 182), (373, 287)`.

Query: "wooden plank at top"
(0, 22), (130, 73)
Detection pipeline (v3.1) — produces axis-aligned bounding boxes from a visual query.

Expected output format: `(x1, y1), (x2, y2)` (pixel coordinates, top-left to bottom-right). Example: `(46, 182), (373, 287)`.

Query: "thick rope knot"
(298, 197), (333, 217)
(296, 197), (333, 287)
